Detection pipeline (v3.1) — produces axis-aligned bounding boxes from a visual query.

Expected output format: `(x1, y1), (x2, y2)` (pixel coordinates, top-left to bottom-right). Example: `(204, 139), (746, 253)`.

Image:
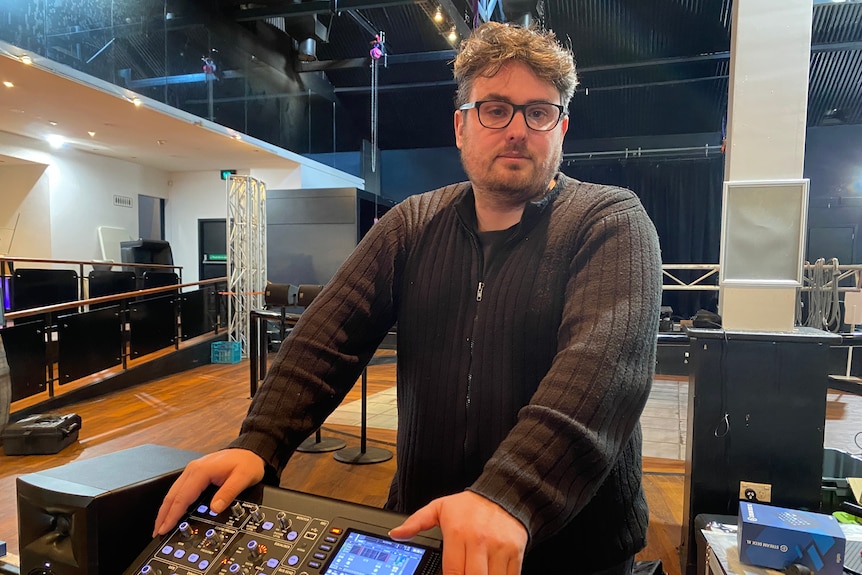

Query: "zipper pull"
(476, 281), (484, 302)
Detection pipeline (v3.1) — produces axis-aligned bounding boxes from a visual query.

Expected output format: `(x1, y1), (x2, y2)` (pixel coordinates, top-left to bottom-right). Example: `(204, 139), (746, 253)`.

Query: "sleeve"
(227, 204), (409, 478)
(467, 189), (663, 546)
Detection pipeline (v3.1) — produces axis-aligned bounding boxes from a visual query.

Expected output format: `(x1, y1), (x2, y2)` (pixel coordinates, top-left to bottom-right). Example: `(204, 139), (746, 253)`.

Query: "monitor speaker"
(17, 444), (200, 575)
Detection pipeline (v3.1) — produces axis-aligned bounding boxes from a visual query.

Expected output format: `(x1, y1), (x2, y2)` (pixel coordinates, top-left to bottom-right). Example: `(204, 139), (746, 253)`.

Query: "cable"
(803, 258), (841, 332)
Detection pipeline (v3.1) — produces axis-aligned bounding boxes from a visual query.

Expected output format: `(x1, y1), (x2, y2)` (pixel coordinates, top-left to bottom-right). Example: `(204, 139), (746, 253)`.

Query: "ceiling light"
(49, 120), (58, 126)
(448, 28), (458, 43)
(131, 97), (142, 107)
(20, 55), (32, 65)
(88, 131), (96, 137)
(46, 134), (65, 148)
(232, 134), (242, 141)
(434, 7), (443, 22)
(3, 81), (13, 88)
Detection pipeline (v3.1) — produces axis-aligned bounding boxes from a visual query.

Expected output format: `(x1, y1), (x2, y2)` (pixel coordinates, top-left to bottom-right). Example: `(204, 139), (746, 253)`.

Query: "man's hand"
(389, 491), (527, 575)
(152, 448), (265, 537)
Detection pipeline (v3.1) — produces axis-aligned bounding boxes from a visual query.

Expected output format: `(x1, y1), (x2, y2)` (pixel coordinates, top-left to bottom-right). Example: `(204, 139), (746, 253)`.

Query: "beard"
(459, 141), (563, 208)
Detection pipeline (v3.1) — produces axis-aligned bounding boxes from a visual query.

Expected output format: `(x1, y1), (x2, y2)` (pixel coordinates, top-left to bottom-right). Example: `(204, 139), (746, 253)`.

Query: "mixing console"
(124, 485), (442, 575)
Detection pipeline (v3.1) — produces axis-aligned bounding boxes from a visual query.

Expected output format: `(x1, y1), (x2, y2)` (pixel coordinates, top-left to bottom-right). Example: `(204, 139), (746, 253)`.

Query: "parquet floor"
(2, 353), (861, 574)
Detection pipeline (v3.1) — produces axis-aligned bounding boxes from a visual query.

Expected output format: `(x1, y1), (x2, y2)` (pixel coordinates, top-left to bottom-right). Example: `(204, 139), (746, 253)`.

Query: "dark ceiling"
(2, 0), (861, 155)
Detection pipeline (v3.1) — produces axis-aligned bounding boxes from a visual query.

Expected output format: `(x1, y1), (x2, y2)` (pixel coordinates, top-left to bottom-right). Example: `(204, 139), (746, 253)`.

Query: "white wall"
(0, 132), (170, 264)
(0, 131), (364, 284)
(164, 170), (234, 284)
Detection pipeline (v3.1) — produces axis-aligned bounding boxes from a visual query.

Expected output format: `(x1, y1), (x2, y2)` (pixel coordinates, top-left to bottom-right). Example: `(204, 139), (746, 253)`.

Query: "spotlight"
(20, 55), (32, 65)
(298, 38), (317, 62)
(131, 97), (142, 107)
(434, 7), (443, 22)
(2, 81), (12, 88)
(448, 27), (457, 42)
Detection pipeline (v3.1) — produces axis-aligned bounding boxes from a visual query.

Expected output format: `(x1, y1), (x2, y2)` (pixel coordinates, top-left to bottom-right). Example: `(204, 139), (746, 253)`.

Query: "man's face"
(454, 60), (569, 205)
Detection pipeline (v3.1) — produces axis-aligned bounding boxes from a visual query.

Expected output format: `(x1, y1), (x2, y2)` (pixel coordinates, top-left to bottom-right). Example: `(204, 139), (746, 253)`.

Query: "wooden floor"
(0, 355), (685, 574)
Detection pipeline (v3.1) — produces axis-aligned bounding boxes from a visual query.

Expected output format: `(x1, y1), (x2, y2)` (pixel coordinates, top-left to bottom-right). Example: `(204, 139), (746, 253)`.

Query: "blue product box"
(738, 501), (845, 574)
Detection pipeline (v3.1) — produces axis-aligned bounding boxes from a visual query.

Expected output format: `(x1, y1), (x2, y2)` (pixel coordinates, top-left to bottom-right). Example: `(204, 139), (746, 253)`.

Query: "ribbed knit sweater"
(230, 173), (663, 572)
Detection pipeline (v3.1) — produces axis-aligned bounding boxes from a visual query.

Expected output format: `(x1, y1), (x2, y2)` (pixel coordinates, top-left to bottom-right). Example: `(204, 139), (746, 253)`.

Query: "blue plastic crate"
(211, 341), (242, 364)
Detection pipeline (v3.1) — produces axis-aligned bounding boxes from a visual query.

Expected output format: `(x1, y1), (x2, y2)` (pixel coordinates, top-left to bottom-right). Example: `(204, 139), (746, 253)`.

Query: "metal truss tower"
(226, 175), (267, 356)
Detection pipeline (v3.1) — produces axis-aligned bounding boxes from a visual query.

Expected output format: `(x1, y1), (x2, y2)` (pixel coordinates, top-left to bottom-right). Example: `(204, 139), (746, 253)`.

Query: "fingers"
(388, 501), (440, 541)
(153, 466), (212, 536)
(208, 471), (258, 514)
(152, 449), (265, 537)
(391, 492), (526, 575)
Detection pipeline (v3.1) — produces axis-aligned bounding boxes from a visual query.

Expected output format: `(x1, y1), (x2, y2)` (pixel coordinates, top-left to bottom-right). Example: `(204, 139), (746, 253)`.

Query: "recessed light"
(3, 81), (13, 88)
(88, 131), (96, 137)
(20, 55), (32, 65)
(48, 120), (58, 126)
(232, 134), (242, 140)
(131, 97), (142, 107)
(46, 134), (65, 148)
(157, 139), (166, 145)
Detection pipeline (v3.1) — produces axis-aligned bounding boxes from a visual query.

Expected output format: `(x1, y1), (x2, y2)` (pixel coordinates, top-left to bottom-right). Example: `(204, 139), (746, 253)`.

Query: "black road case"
(2, 413), (81, 455)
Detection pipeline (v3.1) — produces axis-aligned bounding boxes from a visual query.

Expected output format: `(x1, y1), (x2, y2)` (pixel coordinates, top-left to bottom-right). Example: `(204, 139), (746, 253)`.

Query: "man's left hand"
(389, 491), (527, 575)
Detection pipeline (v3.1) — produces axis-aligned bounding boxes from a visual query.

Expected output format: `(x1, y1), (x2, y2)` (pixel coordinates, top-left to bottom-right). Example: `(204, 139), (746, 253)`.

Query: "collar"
(453, 173), (563, 234)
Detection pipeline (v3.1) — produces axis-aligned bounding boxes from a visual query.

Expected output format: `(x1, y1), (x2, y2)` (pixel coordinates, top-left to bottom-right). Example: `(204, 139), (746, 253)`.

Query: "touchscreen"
(322, 529), (429, 575)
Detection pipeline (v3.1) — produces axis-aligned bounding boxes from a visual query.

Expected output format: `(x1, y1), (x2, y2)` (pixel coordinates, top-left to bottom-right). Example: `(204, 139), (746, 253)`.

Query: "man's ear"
(454, 110), (464, 149)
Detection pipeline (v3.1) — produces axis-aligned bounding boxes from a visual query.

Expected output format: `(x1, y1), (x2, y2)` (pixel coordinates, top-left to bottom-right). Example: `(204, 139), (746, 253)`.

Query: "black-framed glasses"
(458, 100), (567, 131)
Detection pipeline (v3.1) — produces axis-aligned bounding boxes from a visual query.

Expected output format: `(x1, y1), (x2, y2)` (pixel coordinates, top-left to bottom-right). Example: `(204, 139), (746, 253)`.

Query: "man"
(155, 22), (662, 575)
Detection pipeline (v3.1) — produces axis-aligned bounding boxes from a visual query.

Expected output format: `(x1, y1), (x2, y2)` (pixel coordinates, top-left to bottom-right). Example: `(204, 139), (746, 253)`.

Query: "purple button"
(248, 540), (258, 549)
(267, 558), (279, 568)
(160, 545), (173, 555)
(262, 521), (274, 531)
(173, 549), (186, 559)
(288, 555), (300, 566)
(229, 563), (241, 573)
(287, 531), (298, 541)
(198, 560), (210, 569)
(188, 553), (200, 562)
(197, 504), (209, 514)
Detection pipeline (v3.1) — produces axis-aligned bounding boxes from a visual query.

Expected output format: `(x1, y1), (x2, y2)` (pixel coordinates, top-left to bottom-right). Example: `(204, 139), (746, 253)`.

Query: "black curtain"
(562, 156), (725, 319)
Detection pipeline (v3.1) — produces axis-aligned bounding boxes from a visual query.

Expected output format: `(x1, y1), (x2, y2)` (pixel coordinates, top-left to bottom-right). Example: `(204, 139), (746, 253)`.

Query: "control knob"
(247, 539), (264, 561)
(249, 504), (264, 522)
(276, 511), (292, 530)
(178, 521), (194, 539)
(203, 528), (223, 548)
(230, 502), (245, 519)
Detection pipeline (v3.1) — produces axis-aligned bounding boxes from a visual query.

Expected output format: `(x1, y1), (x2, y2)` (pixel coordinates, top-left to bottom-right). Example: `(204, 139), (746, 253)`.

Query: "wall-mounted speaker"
(17, 444), (199, 575)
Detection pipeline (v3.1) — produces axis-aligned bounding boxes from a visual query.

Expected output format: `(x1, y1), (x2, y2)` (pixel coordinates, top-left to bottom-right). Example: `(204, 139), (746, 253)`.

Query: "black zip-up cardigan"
(231, 173), (663, 572)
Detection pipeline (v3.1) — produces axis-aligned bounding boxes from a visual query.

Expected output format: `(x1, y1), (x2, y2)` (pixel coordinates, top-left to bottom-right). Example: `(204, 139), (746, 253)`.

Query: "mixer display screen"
(322, 530), (430, 575)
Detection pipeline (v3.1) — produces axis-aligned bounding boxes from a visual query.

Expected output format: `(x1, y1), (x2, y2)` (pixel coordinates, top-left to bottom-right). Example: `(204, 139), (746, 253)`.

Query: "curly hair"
(453, 22), (578, 109)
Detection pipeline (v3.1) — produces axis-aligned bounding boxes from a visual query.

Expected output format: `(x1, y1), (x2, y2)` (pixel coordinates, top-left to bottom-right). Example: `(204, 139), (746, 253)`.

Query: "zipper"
(464, 229), (483, 457)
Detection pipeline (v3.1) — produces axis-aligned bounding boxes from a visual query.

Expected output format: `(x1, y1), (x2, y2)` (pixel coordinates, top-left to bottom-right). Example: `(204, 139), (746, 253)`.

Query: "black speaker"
(297, 284), (324, 307)
(17, 444), (200, 575)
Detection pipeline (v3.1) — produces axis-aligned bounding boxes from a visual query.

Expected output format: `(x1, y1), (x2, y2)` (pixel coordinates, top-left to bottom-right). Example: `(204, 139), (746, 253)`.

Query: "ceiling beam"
(299, 49), (456, 71)
(438, 0), (473, 39)
(230, 0), (420, 22)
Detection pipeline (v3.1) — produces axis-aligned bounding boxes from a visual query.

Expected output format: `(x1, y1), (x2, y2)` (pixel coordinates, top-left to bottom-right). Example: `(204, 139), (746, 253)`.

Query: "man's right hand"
(152, 448), (266, 537)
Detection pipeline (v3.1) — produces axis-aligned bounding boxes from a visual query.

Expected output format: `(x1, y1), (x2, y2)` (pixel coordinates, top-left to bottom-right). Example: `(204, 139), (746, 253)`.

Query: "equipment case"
(2, 413), (81, 455)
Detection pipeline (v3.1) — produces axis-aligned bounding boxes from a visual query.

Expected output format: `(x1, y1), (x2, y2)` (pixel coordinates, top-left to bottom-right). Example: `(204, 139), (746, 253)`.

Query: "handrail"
(0, 255), (182, 271)
(3, 277), (227, 324)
